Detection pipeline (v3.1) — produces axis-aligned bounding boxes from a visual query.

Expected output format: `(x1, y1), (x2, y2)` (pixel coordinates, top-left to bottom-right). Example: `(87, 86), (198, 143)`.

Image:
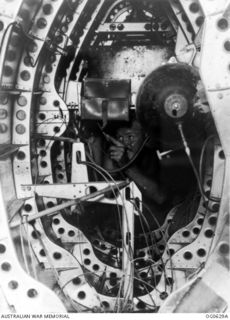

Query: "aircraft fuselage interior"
(0, 0), (230, 313)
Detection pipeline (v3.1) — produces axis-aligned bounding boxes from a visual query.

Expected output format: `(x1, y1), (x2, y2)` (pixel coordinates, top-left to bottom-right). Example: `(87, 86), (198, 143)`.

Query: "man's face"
(116, 121), (145, 157)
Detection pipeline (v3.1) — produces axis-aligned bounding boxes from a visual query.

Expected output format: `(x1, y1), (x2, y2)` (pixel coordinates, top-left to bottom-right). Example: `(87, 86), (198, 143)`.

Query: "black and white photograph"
(0, 0), (229, 315)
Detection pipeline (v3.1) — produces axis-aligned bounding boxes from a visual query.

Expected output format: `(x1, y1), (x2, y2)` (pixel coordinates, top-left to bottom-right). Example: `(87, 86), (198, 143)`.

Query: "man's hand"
(109, 145), (126, 163)
(103, 133), (127, 164)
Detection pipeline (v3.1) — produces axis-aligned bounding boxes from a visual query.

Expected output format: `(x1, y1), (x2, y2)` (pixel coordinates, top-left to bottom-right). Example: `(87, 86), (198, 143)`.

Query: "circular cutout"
(196, 16), (204, 27)
(160, 292), (168, 300)
(204, 229), (214, 238)
(0, 94), (8, 105)
(53, 100), (60, 107)
(46, 201), (54, 208)
(53, 218), (60, 225)
(39, 249), (46, 257)
(208, 216), (217, 226)
(182, 230), (190, 237)
(197, 218), (204, 225)
(72, 277), (81, 285)
(38, 113), (46, 121)
(0, 109), (7, 119)
(18, 96), (27, 107)
(183, 251), (193, 260)
(37, 139), (46, 147)
(193, 227), (200, 235)
(54, 126), (60, 133)
(20, 71), (31, 81)
(53, 252), (62, 260)
(57, 173), (64, 180)
(0, 124), (8, 133)
(37, 18), (47, 29)
(101, 301), (110, 309)
(1, 262), (11, 271)
(16, 124), (26, 134)
(189, 2), (200, 13)
(58, 228), (65, 234)
(84, 258), (91, 265)
(8, 280), (18, 289)
(224, 40), (230, 52)
(40, 161), (47, 168)
(93, 264), (100, 271)
(31, 230), (41, 239)
(212, 203), (219, 212)
(43, 4), (53, 15)
(219, 150), (225, 159)
(27, 289), (38, 298)
(68, 230), (75, 237)
(219, 242), (229, 255)
(23, 56), (34, 67)
(77, 291), (86, 300)
(39, 150), (47, 157)
(109, 23), (116, 31)
(217, 18), (229, 30)
(83, 248), (90, 255)
(197, 248), (206, 257)
(6, 50), (16, 61)
(117, 23), (124, 30)
(3, 65), (13, 77)
(0, 244), (6, 254)
(16, 110), (26, 121)
(17, 151), (26, 160)
(110, 272), (117, 278)
(24, 204), (32, 212)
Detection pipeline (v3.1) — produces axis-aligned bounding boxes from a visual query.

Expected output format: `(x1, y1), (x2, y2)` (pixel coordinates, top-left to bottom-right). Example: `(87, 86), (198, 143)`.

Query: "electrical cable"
(137, 199), (175, 291)
(129, 200), (163, 291)
(75, 157), (133, 305)
(78, 158), (135, 308)
(177, 123), (208, 202)
(80, 141), (175, 300)
(130, 200), (168, 293)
